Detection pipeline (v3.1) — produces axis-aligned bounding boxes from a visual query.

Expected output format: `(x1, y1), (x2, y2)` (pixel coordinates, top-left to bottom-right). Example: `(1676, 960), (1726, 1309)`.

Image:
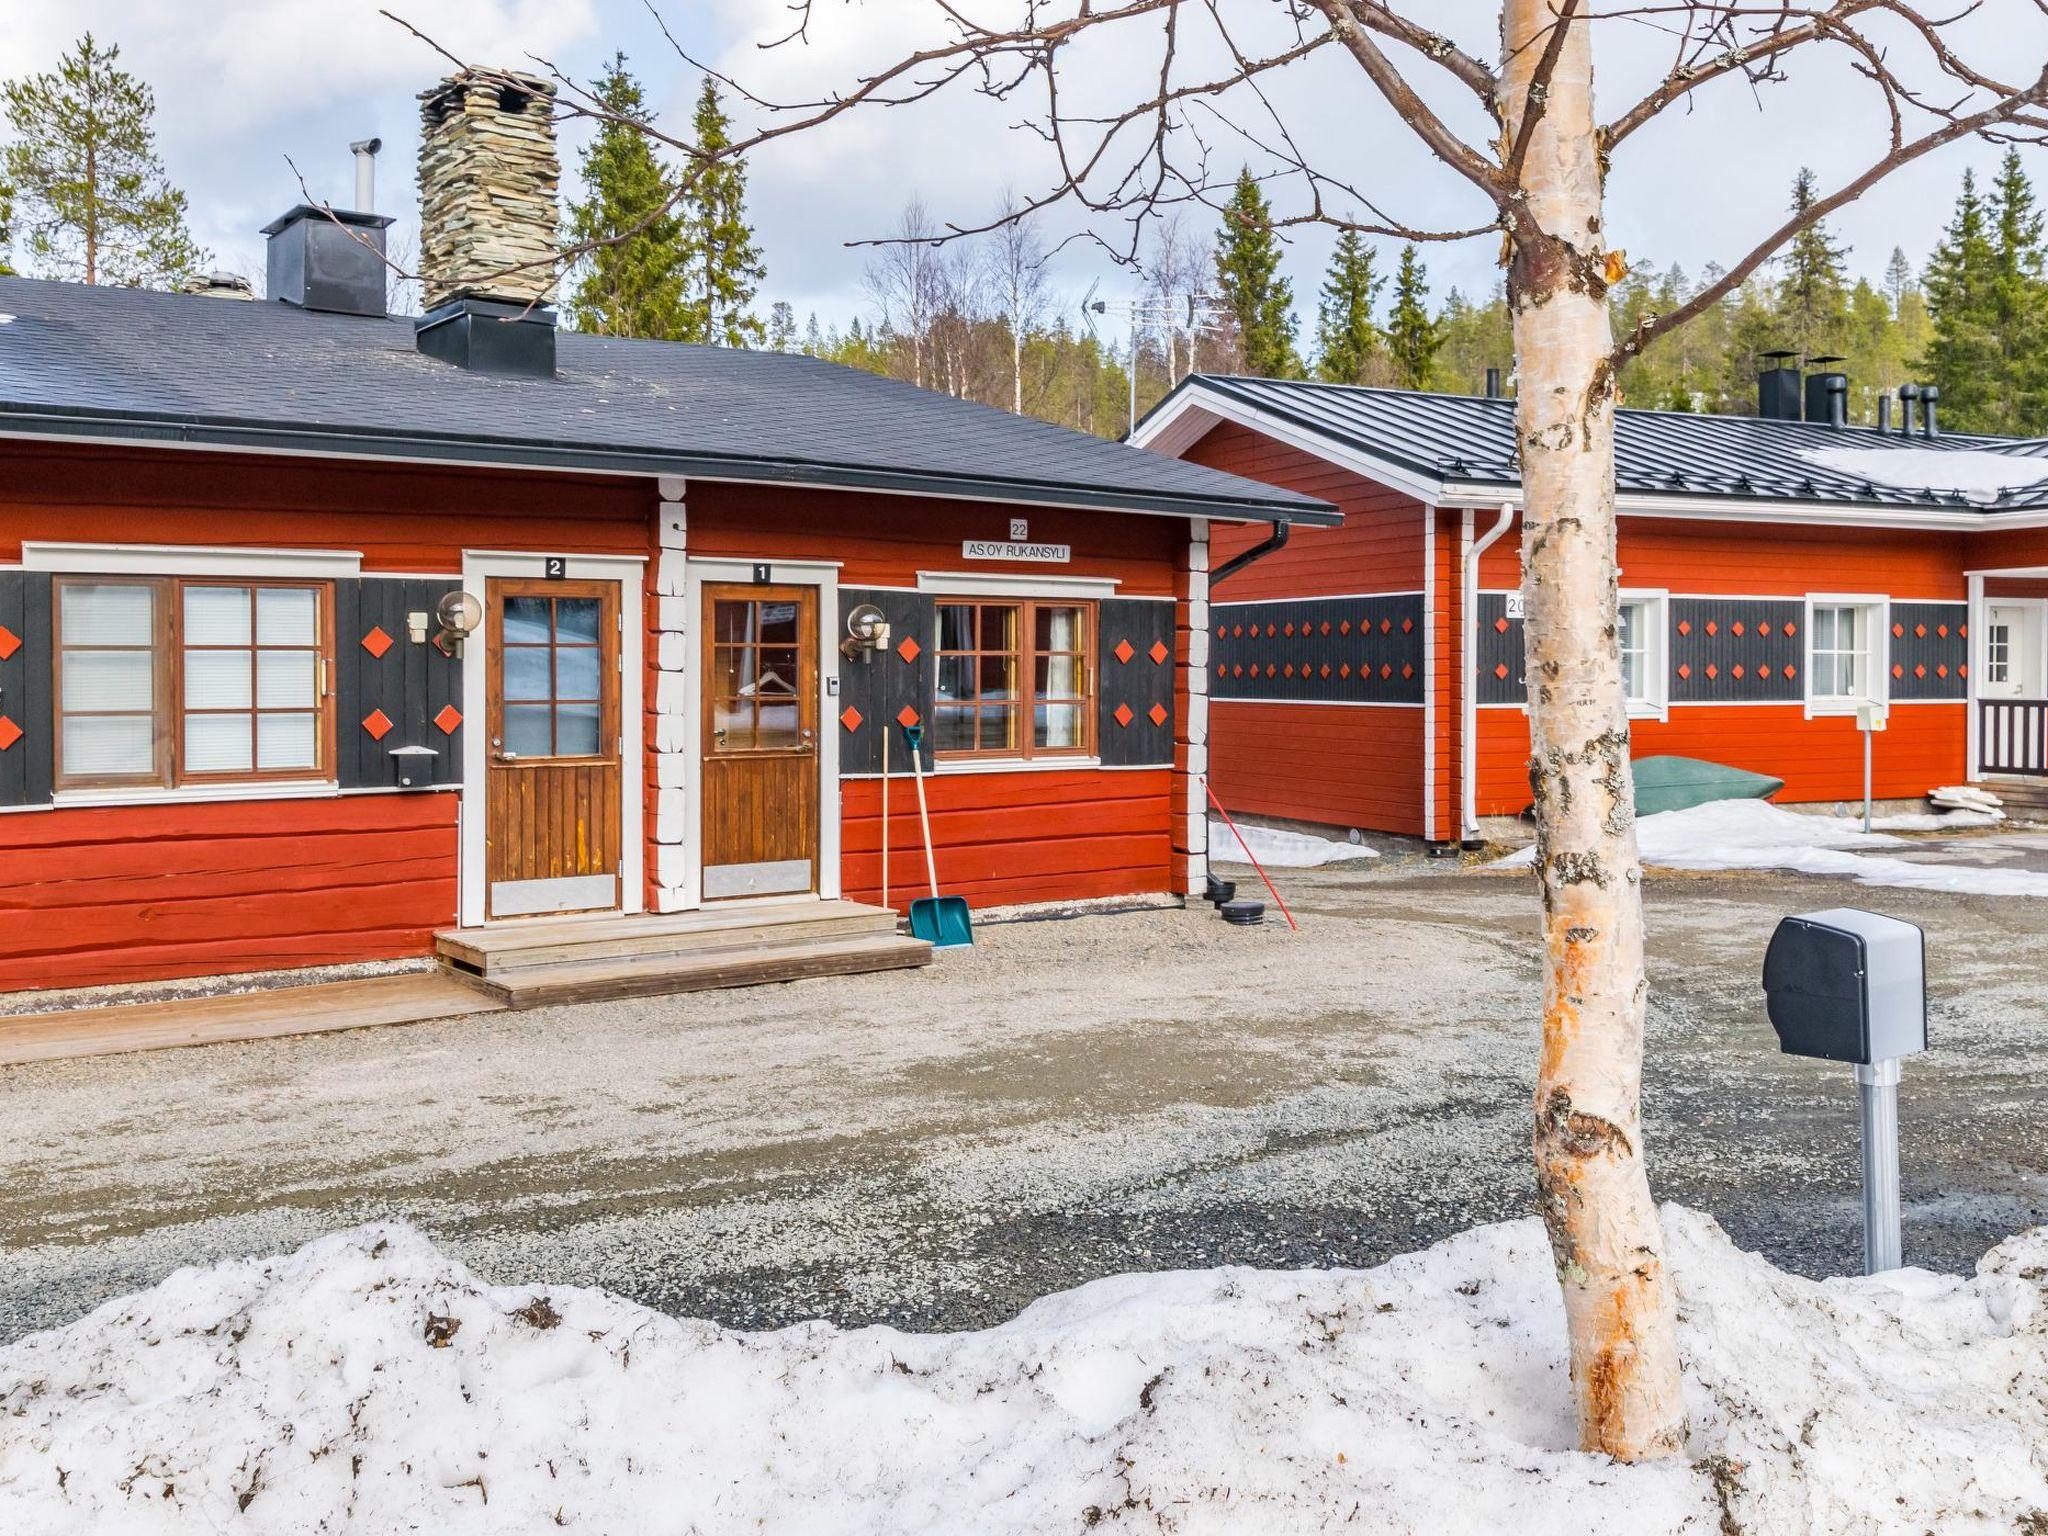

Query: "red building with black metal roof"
(1134, 369), (2048, 843)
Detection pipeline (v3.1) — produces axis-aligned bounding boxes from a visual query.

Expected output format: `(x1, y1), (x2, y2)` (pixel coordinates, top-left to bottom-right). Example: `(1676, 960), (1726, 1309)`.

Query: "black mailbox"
(1762, 908), (1927, 1065)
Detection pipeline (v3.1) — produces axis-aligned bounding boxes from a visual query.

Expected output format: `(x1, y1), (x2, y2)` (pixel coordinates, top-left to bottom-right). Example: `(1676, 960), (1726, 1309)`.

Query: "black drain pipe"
(1210, 519), (1290, 586)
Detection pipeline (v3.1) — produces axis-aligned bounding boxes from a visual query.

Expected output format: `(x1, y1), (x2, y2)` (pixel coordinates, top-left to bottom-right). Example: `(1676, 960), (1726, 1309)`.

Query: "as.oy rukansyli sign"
(963, 539), (1071, 563)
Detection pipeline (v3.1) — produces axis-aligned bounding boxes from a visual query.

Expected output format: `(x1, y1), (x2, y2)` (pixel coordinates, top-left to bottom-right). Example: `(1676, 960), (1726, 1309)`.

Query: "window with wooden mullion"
(54, 576), (331, 790)
(934, 599), (1094, 761)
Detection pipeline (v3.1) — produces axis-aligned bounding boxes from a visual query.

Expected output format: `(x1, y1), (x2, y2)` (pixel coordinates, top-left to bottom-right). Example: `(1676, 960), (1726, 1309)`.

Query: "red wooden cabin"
(0, 71), (1330, 997)
(1133, 370), (2048, 844)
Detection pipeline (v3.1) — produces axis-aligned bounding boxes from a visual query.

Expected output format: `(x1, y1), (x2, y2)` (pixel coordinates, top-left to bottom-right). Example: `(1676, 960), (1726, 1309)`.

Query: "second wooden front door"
(485, 578), (622, 918)
(701, 583), (819, 900)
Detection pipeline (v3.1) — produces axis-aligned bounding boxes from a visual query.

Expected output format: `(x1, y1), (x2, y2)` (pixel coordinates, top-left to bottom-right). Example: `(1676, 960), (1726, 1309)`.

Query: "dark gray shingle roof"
(0, 277), (1333, 524)
(1162, 374), (2048, 514)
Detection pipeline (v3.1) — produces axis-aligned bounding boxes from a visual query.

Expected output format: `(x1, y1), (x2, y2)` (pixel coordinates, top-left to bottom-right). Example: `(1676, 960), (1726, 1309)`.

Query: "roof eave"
(0, 404), (1341, 527)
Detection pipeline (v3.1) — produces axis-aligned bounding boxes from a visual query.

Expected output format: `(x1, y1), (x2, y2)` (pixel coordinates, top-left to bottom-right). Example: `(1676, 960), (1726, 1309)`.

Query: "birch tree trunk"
(1498, 0), (1687, 1462)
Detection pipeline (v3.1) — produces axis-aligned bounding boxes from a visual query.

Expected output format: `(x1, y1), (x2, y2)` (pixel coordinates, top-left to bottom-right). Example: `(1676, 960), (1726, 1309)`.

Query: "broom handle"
(1201, 776), (1299, 932)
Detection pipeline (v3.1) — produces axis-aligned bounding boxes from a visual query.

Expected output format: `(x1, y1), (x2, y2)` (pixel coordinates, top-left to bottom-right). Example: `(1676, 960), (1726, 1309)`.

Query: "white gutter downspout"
(1462, 502), (1516, 842)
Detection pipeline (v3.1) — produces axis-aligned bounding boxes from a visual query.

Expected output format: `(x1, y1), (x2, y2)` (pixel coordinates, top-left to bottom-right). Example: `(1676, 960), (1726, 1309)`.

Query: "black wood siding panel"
(1669, 598), (1804, 703)
(1098, 598), (1175, 766)
(0, 573), (54, 808)
(1476, 592), (1526, 705)
(1889, 602), (1966, 700)
(836, 587), (935, 775)
(334, 578), (466, 790)
(1211, 595), (1425, 705)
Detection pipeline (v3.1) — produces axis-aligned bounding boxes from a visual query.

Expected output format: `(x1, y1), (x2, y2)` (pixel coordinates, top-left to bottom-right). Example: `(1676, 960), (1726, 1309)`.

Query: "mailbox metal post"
(1854, 1058), (1903, 1273)
(1762, 907), (1926, 1277)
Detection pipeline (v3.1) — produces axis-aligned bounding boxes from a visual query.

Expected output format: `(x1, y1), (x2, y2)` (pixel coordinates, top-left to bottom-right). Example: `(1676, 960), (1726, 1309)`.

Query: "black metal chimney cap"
(415, 296), (558, 378)
(260, 203), (395, 236)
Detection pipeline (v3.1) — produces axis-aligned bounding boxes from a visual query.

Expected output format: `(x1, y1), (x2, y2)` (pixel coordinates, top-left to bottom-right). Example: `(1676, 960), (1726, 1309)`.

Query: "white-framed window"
(1805, 595), (1888, 714)
(1617, 589), (1669, 720)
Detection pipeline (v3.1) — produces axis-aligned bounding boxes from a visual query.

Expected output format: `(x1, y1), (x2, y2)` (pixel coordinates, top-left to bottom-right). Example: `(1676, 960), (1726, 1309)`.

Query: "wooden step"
(471, 931), (933, 1009)
(436, 901), (901, 977)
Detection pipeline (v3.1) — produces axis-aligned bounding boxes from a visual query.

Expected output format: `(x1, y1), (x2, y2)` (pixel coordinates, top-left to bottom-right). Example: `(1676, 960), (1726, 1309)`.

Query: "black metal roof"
(1151, 374), (2048, 515)
(0, 276), (1334, 525)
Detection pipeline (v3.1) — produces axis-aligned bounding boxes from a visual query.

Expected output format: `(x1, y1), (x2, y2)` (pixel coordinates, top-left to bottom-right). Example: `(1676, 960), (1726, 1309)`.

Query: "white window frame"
(1803, 593), (1890, 717)
(1617, 588), (1669, 722)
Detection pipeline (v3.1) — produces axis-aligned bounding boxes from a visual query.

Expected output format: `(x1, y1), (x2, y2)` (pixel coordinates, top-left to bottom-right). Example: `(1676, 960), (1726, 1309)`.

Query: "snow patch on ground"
(1500, 798), (2048, 896)
(0, 1212), (2044, 1533)
(1802, 444), (2048, 504)
(1209, 817), (1379, 868)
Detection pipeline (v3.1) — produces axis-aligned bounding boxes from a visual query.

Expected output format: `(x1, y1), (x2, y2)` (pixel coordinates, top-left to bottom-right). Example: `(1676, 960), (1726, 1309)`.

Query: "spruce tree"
(1883, 246), (1914, 313)
(2, 33), (206, 287)
(1214, 168), (1298, 377)
(1385, 244), (1440, 389)
(679, 81), (765, 348)
(1984, 149), (2048, 433)
(1920, 169), (2000, 429)
(564, 55), (687, 339)
(1777, 167), (1849, 361)
(1313, 229), (1383, 384)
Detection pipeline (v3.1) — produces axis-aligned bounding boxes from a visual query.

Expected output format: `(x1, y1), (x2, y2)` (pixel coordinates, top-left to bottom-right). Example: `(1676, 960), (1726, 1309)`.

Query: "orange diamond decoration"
(1320, 663), (1332, 678)
(1732, 621), (1745, 637)
(1678, 621), (1691, 636)
(1401, 663), (1415, 680)
(1149, 640), (1169, 665)
(1283, 663), (1295, 678)
(1785, 663), (1797, 678)
(896, 636), (921, 664)
(1265, 664), (1276, 677)
(1113, 703), (1135, 728)
(1759, 622), (1772, 637)
(1706, 664), (1719, 679)
(1915, 623), (1927, 639)
(1759, 665), (1773, 679)
(1732, 664), (1745, 679)
(1495, 664), (1509, 680)
(1893, 623), (1906, 638)
(1319, 621), (1332, 637)
(1937, 663), (1949, 678)
(895, 704), (920, 729)
(1785, 622), (1798, 637)
(0, 716), (19, 752)
(1893, 664), (1905, 679)
(361, 626), (394, 659)
(839, 705), (864, 733)
(1283, 623), (1295, 638)
(1915, 663), (1927, 679)
(434, 704), (463, 735)
(1938, 624), (1950, 639)
(1380, 663), (1394, 680)
(1706, 621), (1718, 637)
(1401, 617), (1414, 634)
(362, 709), (394, 740)
(1678, 664), (1691, 680)
(1380, 619), (1394, 635)
(1339, 620), (1351, 635)
(1148, 703), (1169, 727)
(1339, 663), (1352, 678)
(1494, 617), (1510, 634)
(0, 626), (18, 660)
(1114, 638), (1135, 664)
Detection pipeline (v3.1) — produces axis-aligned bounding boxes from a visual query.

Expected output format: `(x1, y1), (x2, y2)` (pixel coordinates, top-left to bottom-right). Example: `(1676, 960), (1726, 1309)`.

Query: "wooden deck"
(0, 971), (503, 1068)
(434, 899), (931, 1008)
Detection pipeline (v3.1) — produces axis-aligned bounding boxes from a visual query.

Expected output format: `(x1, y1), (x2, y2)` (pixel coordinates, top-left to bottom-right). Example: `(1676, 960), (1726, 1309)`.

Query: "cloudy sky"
(2, 1), (2042, 338)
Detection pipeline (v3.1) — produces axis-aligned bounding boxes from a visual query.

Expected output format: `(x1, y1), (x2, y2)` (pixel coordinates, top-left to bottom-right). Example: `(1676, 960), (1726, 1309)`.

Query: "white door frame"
(678, 556), (842, 911)
(1980, 596), (2046, 699)
(458, 550), (647, 927)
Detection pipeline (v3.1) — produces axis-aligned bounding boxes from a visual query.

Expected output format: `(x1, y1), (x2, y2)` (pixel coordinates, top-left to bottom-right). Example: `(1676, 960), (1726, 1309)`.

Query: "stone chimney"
(414, 67), (561, 376)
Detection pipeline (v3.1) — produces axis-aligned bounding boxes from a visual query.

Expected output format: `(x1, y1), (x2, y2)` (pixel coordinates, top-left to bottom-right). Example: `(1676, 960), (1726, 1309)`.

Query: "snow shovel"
(900, 724), (973, 950)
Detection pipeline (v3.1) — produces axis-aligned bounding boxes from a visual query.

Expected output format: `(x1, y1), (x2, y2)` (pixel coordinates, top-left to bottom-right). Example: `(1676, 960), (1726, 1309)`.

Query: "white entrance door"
(1983, 602), (2042, 699)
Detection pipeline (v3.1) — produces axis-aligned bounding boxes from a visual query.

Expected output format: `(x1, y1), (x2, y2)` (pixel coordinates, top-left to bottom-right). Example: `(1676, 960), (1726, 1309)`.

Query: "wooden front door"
(701, 583), (819, 900)
(485, 578), (623, 918)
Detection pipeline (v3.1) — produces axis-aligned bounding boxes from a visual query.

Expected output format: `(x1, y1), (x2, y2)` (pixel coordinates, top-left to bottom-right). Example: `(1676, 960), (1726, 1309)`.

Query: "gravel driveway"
(2, 851), (2044, 1344)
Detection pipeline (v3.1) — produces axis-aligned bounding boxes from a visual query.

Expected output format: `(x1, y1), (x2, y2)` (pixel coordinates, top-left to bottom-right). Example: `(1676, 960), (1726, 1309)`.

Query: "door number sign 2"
(543, 556), (567, 580)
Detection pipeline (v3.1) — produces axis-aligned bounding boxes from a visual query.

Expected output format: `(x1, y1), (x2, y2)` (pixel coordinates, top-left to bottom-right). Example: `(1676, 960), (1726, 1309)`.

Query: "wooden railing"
(1979, 699), (2048, 776)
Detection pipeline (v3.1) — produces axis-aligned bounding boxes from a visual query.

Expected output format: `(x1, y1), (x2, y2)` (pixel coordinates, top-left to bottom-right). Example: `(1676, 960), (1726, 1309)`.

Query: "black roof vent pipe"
(1898, 382), (1920, 436)
(1757, 350), (1803, 420)
(1921, 384), (1941, 438)
(1484, 367), (1503, 399)
(1877, 394), (1892, 433)
(1804, 356), (1849, 428)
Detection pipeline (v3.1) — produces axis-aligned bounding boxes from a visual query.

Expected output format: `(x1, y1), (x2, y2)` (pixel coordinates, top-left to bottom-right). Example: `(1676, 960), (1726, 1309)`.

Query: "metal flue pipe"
(350, 137), (383, 214)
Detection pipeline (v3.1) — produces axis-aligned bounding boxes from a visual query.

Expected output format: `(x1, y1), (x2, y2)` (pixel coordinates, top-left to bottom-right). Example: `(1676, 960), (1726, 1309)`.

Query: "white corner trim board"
(22, 541), (364, 577)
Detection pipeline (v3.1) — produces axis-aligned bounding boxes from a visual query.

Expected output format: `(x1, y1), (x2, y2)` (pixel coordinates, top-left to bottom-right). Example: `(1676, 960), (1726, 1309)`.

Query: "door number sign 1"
(543, 556), (568, 580)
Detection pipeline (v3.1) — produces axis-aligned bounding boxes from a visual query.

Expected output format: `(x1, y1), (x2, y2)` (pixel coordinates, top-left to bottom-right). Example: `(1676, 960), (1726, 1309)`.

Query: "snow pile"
(1802, 444), (2048, 504)
(1209, 817), (1379, 868)
(1502, 798), (2048, 896)
(3, 1212), (2046, 1534)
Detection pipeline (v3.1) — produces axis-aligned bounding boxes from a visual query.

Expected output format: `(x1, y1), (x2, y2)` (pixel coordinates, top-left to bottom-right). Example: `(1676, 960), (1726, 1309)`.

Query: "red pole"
(1200, 776), (1299, 932)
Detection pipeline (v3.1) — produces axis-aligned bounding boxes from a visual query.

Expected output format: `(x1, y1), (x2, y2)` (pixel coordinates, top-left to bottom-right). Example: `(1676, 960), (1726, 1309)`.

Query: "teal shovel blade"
(909, 894), (974, 949)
